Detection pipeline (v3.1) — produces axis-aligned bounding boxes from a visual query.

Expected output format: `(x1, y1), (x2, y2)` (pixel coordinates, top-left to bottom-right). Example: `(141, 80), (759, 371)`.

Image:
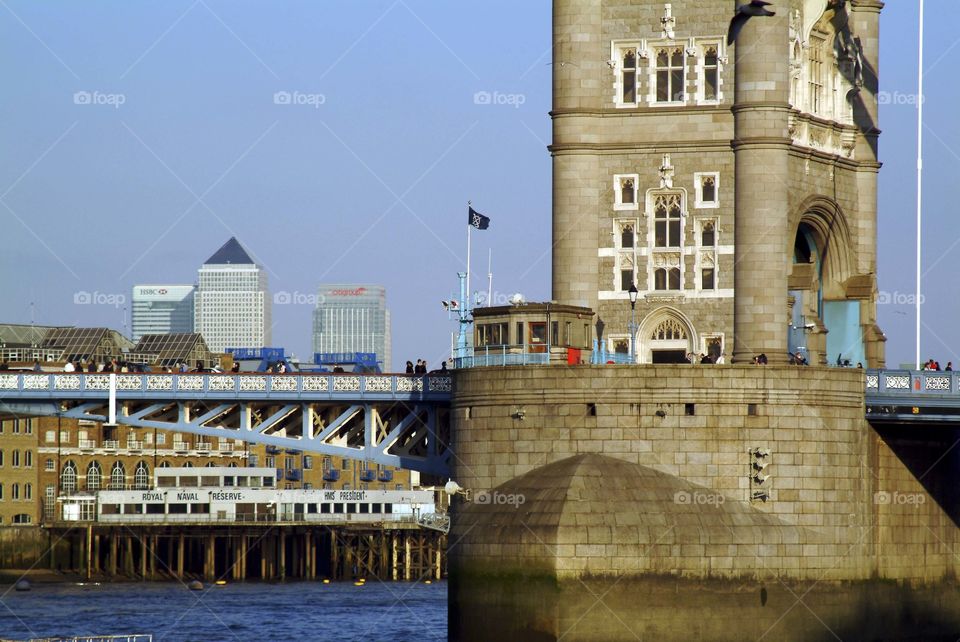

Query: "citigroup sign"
(328, 287), (367, 297)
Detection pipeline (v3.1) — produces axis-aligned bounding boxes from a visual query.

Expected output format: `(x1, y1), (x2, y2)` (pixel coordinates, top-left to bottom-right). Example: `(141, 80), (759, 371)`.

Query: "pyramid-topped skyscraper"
(194, 237), (271, 352)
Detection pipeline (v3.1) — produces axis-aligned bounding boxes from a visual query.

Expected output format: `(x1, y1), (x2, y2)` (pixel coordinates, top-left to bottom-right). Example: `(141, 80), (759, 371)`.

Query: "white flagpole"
(487, 248), (493, 307)
(466, 204), (472, 314)
(915, 0), (924, 370)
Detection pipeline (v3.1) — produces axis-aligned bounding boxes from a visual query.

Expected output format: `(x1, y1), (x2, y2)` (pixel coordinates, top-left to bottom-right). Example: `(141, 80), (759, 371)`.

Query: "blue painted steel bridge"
(0, 372), (452, 476)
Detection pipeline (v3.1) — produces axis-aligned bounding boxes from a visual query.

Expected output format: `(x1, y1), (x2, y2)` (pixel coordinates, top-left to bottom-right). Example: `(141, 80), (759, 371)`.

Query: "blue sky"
(0, 1), (955, 369)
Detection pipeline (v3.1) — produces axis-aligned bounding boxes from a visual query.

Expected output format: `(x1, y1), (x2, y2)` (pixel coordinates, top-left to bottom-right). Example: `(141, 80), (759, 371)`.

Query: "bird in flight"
(727, 0), (776, 46)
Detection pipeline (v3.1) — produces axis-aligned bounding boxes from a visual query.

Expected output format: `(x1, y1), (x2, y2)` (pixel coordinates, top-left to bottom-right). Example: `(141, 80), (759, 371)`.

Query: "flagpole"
(487, 249), (493, 308)
(466, 203), (472, 314)
(915, 0), (924, 370)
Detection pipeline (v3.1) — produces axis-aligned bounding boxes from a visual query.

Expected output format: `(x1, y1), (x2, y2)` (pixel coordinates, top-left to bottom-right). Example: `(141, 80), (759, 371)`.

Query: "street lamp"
(628, 283), (638, 362)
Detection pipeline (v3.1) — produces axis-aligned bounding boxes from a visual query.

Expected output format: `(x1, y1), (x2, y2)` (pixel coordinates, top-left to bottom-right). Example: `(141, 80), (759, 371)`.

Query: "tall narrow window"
(809, 36), (824, 114)
(621, 224), (635, 248)
(110, 461), (126, 491)
(654, 194), (683, 247)
(621, 269), (635, 291)
(702, 221), (716, 247)
(701, 268), (716, 290)
(615, 175), (639, 210)
(656, 48), (685, 102)
(87, 462), (102, 491)
(704, 47), (719, 100)
(621, 48), (638, 104)
(134, 461), (149, 490)
(61, 461), (77, 494)
(701, 176), (716, 204)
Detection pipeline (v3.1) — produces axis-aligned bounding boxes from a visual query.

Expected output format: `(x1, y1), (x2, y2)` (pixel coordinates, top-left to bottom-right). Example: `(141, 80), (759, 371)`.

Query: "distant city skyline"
(0, 2), (957, 366)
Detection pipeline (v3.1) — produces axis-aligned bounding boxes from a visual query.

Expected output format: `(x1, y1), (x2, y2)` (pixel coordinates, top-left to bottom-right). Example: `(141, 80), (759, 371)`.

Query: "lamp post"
(628, 283), (638, 362)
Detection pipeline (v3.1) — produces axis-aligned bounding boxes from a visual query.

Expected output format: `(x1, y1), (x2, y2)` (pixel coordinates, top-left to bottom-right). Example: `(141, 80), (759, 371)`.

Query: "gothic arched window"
(109, 461), (126, 490)
(654, 193), (683, 247)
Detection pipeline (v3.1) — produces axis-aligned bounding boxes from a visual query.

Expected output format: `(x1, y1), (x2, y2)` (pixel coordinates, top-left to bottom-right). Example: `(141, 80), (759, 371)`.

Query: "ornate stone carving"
(658, 153), (674, 189)
(651, 318), (687, 340)
(660, 3), (675, 40)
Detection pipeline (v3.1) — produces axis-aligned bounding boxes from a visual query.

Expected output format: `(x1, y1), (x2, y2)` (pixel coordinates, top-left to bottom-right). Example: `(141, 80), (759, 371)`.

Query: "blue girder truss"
(0, 372), (452, 476)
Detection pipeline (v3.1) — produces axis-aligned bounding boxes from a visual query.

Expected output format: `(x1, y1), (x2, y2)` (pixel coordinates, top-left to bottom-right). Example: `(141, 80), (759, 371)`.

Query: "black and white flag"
(468, 206), (490, 230)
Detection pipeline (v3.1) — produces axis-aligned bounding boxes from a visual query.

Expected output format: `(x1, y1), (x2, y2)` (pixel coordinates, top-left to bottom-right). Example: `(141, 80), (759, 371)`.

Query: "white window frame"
(648, 43), (688, 106)
(611, 41), (646, 108)
(615, 217), (640, 250)
(696, 218), (719, 292)
(613, 174), (640, 211)
(694, 172), (720, 209)
(695, 42), (725, 105)
(645, 188), (687, 292)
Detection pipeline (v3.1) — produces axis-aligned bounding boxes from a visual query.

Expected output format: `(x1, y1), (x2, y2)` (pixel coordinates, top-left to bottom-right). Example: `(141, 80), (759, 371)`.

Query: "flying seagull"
(727, 0), (776, 46)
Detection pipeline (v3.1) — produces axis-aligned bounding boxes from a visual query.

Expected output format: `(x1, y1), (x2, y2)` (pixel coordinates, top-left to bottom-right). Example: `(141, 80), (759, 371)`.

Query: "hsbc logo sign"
(135, 287), (173, 296)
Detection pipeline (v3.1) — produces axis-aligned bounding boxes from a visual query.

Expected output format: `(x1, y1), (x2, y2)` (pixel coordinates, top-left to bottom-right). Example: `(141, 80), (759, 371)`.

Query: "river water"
(0, 580), (447, 641)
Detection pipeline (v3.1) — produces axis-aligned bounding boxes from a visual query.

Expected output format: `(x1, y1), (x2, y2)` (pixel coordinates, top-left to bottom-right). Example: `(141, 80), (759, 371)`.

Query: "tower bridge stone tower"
(449, 3), (960, 640)
(551, 0), (885, 366)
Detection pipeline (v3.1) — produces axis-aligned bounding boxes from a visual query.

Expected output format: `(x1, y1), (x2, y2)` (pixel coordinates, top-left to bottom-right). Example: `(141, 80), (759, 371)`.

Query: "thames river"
(0, 580), (447, 641)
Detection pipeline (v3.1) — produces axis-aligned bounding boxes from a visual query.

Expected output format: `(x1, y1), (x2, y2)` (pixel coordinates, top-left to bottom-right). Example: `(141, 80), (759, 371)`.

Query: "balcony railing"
(219, 443), (235, 453)
(78, 439), (96, 450)
(103, 440), (118, 451)
(126, 440), (143, 451)
(323, 469), (340, 482)
(196, 442), (211, 452)
(173, 441), (189, 452)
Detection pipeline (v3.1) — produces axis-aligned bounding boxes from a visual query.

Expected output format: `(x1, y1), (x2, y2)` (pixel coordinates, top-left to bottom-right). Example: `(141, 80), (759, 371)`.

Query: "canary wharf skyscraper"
(312, 285), (390, 371)
(194, 238), (271, 352)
